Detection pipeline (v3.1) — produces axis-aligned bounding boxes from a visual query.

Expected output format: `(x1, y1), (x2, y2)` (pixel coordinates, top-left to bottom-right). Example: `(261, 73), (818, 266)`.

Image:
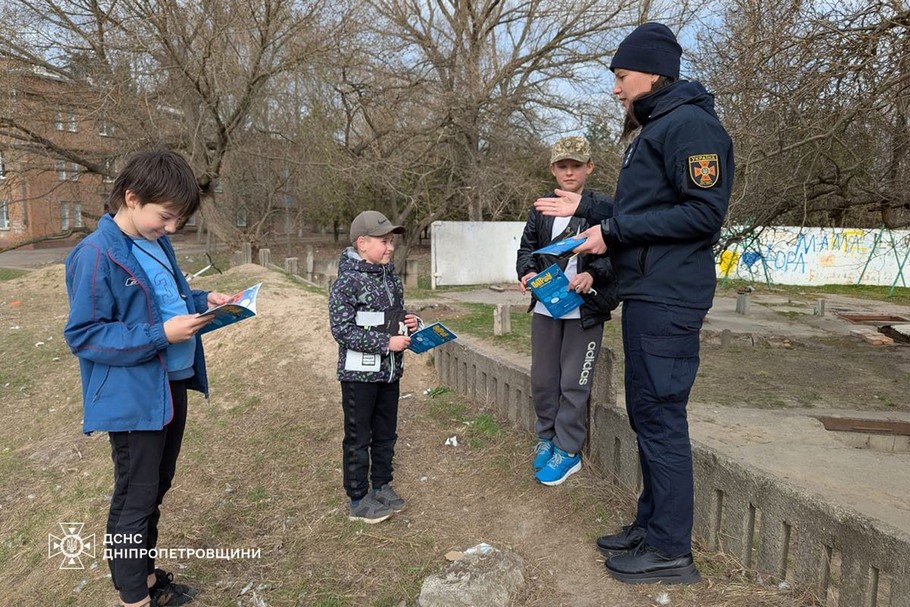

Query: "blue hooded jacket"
(64, 214), (210, 433)
(579, 80), (734, 309)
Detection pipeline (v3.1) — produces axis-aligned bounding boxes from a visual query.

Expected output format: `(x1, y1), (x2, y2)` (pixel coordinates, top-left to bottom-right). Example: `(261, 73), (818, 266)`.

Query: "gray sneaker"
(348, 494), (393, 523)
(373, 484), (406, 512)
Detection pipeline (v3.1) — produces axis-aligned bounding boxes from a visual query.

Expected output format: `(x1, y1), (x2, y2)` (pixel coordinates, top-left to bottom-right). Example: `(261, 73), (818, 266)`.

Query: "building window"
(0, 201), (9, 230)
(184, 213), (197, 227)
(56, 160), (67, 180)
(70, 162), (80, 181)
(0, 152), (5, 179)
(68, 113), (77, 132)
(61, 202), (70, 230)
(235, 208), (248, 227)
(54, 111), (64, 131)
(73, 202), (83, 228)
(103, 158), (115, 183)
(98, 119), (113, 137)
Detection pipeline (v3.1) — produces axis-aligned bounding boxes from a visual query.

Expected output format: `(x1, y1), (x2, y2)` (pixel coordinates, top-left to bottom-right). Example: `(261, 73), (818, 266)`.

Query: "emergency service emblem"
(688, 154), (720, 188)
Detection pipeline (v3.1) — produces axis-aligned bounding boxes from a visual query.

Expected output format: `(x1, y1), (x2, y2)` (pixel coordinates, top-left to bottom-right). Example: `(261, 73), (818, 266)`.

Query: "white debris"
(465, 542), (493, 555)
(655, 591), (671, 605)
(444, 436), (458, 447)
(35, 341), (45, 347)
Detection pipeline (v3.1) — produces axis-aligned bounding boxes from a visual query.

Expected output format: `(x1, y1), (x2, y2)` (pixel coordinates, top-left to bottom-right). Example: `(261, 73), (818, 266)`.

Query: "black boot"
(595, 524), (646, 557)
(605, 544), (701, 584)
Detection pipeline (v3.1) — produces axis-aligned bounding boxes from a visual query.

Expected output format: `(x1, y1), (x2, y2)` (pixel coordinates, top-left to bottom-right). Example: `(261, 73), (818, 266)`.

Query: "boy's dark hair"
(106, 149), (201, 217)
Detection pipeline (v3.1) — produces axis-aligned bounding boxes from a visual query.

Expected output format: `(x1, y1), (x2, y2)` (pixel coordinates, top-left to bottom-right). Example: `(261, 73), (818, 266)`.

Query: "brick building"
(0, 61), (116, 249)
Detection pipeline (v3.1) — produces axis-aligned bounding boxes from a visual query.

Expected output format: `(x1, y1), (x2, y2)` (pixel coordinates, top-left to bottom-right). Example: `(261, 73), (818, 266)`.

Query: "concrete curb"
(435, 336), (910, 607)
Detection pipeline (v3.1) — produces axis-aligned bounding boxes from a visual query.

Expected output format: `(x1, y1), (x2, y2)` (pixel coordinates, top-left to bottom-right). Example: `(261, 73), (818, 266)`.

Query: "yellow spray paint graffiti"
(718, 249), (739, 275)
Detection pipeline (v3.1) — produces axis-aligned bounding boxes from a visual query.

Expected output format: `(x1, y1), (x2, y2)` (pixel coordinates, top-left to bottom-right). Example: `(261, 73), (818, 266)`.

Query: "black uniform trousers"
(340, 380), (399, 500)
(107, 379), (188, 604)
(622, 300), (706, 557)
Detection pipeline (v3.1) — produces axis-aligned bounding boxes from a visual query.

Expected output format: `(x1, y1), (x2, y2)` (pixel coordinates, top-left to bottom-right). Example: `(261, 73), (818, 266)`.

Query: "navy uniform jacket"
(578, 80), (734, 309)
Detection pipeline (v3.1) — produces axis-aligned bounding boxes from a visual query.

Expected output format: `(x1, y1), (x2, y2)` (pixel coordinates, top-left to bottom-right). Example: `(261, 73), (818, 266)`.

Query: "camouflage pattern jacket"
(329, 247), (407, 383)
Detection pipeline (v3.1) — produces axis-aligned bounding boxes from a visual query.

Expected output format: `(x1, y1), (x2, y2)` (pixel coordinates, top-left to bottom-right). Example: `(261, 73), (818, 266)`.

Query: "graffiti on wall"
(716, 226), (910, 286)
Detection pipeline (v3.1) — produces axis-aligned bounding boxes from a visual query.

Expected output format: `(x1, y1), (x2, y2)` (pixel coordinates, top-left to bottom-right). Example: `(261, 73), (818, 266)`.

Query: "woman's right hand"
(534, 188), (581, 217)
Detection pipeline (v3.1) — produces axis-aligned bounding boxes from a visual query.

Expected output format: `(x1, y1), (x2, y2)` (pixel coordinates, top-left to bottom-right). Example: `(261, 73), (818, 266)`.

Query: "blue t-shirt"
(130, 238), (196, 380)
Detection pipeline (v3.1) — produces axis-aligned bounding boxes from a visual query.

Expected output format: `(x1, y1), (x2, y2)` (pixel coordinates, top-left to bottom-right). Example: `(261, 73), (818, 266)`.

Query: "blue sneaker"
(535, 447), (581, 486)
(533, 438), (554, 471)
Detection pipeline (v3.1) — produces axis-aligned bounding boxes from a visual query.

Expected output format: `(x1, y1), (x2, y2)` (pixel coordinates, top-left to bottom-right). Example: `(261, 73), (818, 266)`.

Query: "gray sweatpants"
(530, 313), (604, 454)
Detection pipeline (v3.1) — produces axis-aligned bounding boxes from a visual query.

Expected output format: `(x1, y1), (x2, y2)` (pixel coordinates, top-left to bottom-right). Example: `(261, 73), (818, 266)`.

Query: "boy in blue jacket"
(64, 149), (230, 607)
(328, 211), (418, 524)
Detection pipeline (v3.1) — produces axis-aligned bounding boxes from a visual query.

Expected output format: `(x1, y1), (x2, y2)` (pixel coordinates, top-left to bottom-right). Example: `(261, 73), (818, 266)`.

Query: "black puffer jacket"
(516, 190), (619, 329)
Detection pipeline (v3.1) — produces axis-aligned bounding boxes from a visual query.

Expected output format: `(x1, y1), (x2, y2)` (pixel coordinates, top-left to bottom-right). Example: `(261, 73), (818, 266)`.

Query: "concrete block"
(284, 257), (299, 275)
(418, 545), (525, 607)
(493, 304), (511, 336)
(305, 245), (314, 274)
(868, 434), (896, 452)
(757, 509), (788, 580)
(837, 552), (871, 607)
(736, 293), (751, 315)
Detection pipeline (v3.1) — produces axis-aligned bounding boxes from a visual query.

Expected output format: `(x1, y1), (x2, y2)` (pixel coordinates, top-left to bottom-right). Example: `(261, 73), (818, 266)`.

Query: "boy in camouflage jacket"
(328, 210), (418, 523)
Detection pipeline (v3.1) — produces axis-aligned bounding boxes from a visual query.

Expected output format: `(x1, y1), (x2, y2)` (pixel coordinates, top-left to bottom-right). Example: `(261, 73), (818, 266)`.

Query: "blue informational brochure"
(527, 263), (582, 318)
(198, 282), (262, 334)
(532, 235), (587, 258)
(408, 322), (458, 354)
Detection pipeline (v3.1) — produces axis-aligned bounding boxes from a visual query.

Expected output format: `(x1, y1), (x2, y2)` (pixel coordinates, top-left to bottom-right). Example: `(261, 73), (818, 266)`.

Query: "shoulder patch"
(688, 154), (720, 188)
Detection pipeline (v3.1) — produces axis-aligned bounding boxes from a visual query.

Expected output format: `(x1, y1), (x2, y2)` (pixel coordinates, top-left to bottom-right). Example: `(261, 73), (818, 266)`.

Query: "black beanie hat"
(609, 22), (682, 79)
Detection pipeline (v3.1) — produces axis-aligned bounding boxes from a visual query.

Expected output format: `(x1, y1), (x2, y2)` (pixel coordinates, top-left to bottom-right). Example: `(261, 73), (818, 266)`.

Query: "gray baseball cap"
(349, 210), (405, 243)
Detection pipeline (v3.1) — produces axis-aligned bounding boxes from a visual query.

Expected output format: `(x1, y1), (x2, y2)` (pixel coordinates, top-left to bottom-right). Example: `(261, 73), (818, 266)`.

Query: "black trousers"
(106, 380), (188, 603)
(622, 300), (706, 557)
(340, 380), (399, 500)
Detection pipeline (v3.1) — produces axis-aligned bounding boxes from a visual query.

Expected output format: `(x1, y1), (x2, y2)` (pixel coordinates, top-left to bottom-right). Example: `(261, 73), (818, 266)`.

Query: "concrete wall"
(430, 221), (525, 287)
(435, 337), (910, 607)
(721, 226), (910, 287)
(428, 222), (910, 288)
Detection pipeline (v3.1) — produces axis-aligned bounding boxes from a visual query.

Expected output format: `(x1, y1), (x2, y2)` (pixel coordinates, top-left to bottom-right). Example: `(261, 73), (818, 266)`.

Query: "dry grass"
(0, 263), (818, 606)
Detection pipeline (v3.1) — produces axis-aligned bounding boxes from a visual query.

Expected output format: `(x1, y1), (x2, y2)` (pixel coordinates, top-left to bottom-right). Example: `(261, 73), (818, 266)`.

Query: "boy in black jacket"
(516, 137), (618, 486)
(329, 211), (418, 523)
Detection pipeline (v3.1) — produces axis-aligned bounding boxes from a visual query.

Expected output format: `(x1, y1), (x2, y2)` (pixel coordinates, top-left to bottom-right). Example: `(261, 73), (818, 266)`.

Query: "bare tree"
(0, 0), (331, 249)
(694, 0), (910, 245)
(321, 0), (701, 262)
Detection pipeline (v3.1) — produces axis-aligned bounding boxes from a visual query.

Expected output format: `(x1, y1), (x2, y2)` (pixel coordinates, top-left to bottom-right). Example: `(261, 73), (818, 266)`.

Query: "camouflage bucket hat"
(550, 136), (591, 164)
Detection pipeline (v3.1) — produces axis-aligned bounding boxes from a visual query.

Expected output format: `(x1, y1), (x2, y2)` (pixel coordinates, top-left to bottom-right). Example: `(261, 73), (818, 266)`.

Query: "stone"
(418, 545), (525, 607)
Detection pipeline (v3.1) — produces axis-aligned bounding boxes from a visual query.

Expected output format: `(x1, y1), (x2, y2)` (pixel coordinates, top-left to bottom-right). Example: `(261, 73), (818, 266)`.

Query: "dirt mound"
(0, 264), (808, 607)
